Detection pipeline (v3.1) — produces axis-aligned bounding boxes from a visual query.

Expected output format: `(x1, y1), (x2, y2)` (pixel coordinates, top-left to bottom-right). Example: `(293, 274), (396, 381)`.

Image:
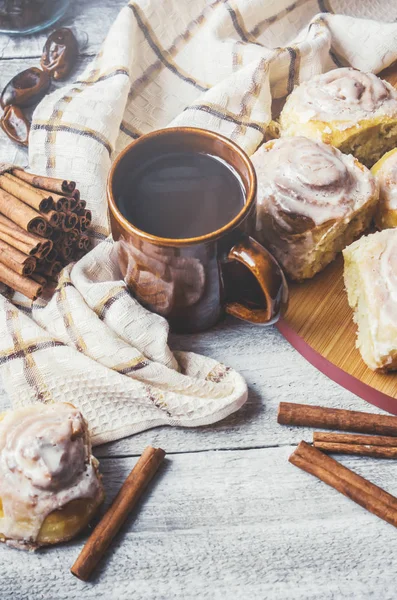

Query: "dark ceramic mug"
(107, 127), (288, 333)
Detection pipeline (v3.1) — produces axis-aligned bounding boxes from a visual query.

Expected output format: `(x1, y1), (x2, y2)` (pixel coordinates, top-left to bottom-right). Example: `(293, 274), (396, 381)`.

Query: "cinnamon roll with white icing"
(343, 229), (397, 372)
(279, 68), (397, 167)
(252, 136), (378, 281)
(371, 147), (397, 230)
(0, 403), (104, 550)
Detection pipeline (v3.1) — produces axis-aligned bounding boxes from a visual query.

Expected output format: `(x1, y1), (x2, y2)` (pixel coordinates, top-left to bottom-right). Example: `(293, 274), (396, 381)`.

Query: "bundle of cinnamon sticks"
(278, 402), (397, 529)
(0, 167), (91, 300)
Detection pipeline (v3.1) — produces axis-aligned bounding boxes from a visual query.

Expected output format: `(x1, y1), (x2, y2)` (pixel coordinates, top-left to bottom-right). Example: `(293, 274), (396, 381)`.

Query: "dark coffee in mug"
(108, 127), (288, 332)
(117, 151), (246, 239)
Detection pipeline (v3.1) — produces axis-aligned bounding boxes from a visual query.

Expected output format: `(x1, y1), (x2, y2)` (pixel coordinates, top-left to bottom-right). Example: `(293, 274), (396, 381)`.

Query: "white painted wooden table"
(1, 3), (397, 599)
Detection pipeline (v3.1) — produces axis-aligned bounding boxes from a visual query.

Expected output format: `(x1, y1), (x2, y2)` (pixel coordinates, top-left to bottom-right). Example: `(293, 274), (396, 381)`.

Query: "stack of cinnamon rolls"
(252, 67), (397, 372)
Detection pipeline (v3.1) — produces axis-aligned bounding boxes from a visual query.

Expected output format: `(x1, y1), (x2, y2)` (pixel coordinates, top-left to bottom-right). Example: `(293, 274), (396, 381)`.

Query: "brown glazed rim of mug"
(107, 126), (257, 248)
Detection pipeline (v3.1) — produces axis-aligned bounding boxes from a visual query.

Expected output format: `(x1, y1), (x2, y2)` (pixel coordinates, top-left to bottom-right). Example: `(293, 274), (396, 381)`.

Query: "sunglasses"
(0, 27), (78, 146)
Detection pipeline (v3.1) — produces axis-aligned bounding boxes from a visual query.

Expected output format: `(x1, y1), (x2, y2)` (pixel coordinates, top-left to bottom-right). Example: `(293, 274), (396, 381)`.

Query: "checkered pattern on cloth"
(0, 0), (397, 445)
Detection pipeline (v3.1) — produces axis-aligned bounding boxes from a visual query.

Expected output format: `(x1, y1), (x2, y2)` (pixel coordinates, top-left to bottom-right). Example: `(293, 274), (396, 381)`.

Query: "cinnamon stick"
(40, 209), (61, 228)
(79, 216), (87, 232)
(63, 212), (78, 232)
(44, 247), (58, 263)
(314, 431), (397, 447)
(0, 214), (51, 255)
(278, 402), (397, 437)
(0, 173), (53, 213)
(0, 188), (50, 237)
(55, 197), (72, 212)
(37, 261), (63, 277)
(313, 442), (397, 459)
(78, 235), (90, 252)
(71, 446), (166, 582)
(11, 167), (76, 195)
(0, 261), (42, 299)
(58, 245), (73, 262)
(56, 194), (78, 212)
(31, 273), (47, 286)
(33, 241), (52, 260)
(82, 210), (92, 227)
(0, 222), (51, 258)
(60, 234), (73, 248)
(289, 441), (397, 527)
(75, 199), (86, 214)
(5, 173), (58, 211)
(68, 196), (79, 212)
(50, 228), (62, 243)
(313, 431), (397, 459)
(67, 229), (79, 244)
(0, 227), (37, 256)
(0, 239), (36, 276)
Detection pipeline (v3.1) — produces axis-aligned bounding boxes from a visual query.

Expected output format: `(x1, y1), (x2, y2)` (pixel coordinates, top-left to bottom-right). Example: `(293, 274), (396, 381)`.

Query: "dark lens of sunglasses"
(1, 67), (51, 109)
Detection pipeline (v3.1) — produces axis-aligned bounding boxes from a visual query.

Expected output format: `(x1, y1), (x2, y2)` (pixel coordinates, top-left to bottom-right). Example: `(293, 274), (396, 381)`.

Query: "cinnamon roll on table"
(371, 147), (397, 230)
(279, 68), (397, 167)
(343, 229), (397, 372)
(252, 136), (378, 281)
(0, 403), (104, 550)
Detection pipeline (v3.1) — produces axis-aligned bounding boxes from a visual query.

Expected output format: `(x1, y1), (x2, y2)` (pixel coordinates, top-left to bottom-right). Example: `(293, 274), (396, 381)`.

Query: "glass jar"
(0, 0), (70, 35)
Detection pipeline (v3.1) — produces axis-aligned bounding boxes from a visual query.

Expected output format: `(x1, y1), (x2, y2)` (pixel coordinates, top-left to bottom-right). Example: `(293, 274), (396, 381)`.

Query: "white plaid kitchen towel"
(0, 0), (397, 444)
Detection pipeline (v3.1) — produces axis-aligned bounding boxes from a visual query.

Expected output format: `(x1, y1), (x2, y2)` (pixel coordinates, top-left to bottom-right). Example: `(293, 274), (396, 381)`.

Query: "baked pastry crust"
(252, 136), (378, 281)
(371, 148), (397, 230)
(343, 229), (397, 372)
(0, 402), (104, 550)
(279, 68), (397, 167)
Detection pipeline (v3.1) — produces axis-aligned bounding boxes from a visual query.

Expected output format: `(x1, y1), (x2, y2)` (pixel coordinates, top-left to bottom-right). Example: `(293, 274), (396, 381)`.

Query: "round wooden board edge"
(277, 319), (397, 416)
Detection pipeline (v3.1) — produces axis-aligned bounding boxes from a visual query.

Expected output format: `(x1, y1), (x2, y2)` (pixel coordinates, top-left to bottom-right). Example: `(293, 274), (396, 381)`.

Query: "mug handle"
(224, 236), (288, 325)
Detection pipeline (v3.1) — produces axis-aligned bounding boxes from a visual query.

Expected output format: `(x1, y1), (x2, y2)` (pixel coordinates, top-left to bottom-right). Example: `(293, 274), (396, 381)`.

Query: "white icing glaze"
(374, 233), (397, 336)
(253, 137), (375, 231)
(252, 136), (377, 279)
(380, 235), (397, 315)
(375, 150), (397, 211)
(0, 403), (102, 548)
(284, 68), (397, 126)
(350, 230), (397, 367)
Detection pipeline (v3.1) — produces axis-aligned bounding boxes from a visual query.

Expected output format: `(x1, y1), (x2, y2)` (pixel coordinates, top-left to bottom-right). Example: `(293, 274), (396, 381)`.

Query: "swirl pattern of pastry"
(371, 147), (397, 229)
(343, 229), (397, 371)
(279, 68), (397, 167)
(282, 68), (397, 125)
(0, 403), (104, 550)
(252, 137), (378, 280)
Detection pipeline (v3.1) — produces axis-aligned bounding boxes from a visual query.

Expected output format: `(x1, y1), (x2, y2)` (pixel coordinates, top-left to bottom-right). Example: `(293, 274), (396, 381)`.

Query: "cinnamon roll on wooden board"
(252, 136), (379, 281)
(0, 403), (104, 550)
(279, 68), (397, 167)
(371, 147), (397, 230)
(343, 229), (397, 372)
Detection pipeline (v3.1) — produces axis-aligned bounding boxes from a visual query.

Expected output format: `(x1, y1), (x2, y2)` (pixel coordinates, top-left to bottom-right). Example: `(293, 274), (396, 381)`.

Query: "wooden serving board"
(275, 64), (397, 415)
(277, 257), (397, 414)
